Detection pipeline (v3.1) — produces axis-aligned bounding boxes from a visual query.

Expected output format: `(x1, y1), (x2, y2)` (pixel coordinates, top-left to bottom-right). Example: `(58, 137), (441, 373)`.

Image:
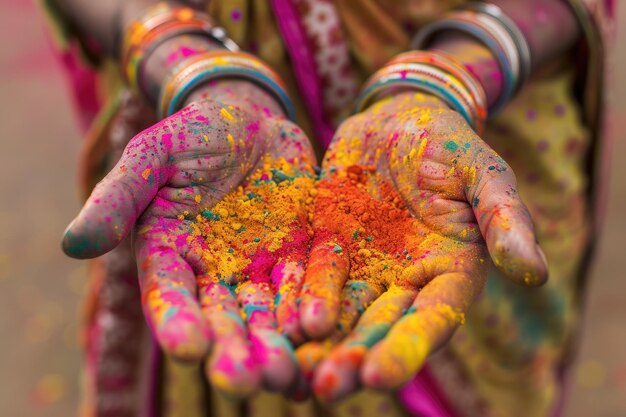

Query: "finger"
(62, 136), (170, 259)
(199, 279), (260, 398)
(299, 231), (350, 339)
(270, 223), (312, 344)
(313, 285), (416, 402)
(293, 280), (381, 400)
(136, 238), (211, 362)
(469, 155), (548, 286)
(291, 343), (324, 401)
(417, 197), (482, 242)
(237, 280), (298, 393)
(270, 119), (318, 171)
(272, 259), (307, 344)
(362, 271), (485, 390)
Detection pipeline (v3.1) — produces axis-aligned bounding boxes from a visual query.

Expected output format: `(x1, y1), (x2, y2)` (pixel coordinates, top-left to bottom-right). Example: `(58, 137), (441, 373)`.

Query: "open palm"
(62, 86), (317, 397)
(295, 92), (548, 401)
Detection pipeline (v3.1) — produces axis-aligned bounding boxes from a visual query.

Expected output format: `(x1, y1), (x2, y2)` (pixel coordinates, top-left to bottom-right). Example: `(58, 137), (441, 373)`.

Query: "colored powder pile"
(315, 164), (463, 291)
(188, 156), (316, 284)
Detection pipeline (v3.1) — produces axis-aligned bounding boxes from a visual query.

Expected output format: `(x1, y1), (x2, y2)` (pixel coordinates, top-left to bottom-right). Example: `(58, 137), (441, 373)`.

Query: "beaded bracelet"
(121, 2), (239, 100)
(411, 10), (520, 115)
(354, 51), (487, 133)
(158, 51), (296, 121)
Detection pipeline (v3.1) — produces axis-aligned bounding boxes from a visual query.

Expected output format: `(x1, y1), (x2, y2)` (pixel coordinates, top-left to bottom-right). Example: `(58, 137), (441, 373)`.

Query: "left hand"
(294, 91), (548, 401)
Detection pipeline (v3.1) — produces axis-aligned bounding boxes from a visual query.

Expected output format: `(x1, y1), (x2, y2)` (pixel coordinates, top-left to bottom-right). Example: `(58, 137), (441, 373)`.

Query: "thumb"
(62, 137), (169, 259)
(468, 156), (548, 286)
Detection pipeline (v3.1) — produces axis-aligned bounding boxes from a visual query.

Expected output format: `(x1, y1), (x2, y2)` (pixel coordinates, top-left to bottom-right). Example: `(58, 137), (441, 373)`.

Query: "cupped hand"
(62, 81), (317, 397)
(294, 91), (548, 401)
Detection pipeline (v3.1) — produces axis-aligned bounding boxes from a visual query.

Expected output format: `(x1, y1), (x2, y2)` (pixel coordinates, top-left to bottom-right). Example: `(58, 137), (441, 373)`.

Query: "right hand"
(62, 80), (318, 397)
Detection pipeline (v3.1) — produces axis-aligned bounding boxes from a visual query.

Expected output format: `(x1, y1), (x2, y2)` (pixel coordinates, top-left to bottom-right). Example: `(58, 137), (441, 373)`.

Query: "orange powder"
(315, 165), (438, 290)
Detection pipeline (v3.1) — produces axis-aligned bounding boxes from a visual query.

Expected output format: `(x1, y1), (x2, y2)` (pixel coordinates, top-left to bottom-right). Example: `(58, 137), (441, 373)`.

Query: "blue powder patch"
(201, 210), (221, 221)
(243, 304), (269, 318)
(444, 140), (459, 152)
(405, 306), (417, 315)
(271, 168), (292, 183)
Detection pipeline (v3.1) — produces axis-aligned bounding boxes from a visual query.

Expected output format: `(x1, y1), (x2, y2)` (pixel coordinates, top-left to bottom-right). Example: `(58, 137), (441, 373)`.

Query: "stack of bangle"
(411, 2), (531, 115)
(120, 3), (296, 122)
(158, 50), (296, 121)
(120, 2), (239, 101)
(354, 50), (487, 133)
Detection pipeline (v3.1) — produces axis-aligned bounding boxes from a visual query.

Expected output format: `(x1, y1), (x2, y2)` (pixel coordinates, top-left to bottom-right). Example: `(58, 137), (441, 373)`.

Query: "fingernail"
(61, 222), (92, 259)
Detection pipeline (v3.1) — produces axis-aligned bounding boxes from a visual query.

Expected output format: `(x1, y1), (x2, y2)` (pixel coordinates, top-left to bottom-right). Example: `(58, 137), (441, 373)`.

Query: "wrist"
(369, 90), (449, 115)
(120, 2), (240, 105)
(142, 35), (224, 103)
(428, 35), (502, 109)
(355, 50), (486, 132)
(183, 79), (287, 118)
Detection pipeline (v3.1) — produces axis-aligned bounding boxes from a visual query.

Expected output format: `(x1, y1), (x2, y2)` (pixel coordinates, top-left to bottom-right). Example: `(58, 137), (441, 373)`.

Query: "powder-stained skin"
(61, 82), (318, 397)
(295, 91), (549, 402)
(62, 83), (548, 401)
(140, 156), (316, 395)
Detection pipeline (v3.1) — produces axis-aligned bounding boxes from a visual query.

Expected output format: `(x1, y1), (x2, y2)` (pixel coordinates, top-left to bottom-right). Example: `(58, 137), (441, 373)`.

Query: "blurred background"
(0, 0), (624, 416)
